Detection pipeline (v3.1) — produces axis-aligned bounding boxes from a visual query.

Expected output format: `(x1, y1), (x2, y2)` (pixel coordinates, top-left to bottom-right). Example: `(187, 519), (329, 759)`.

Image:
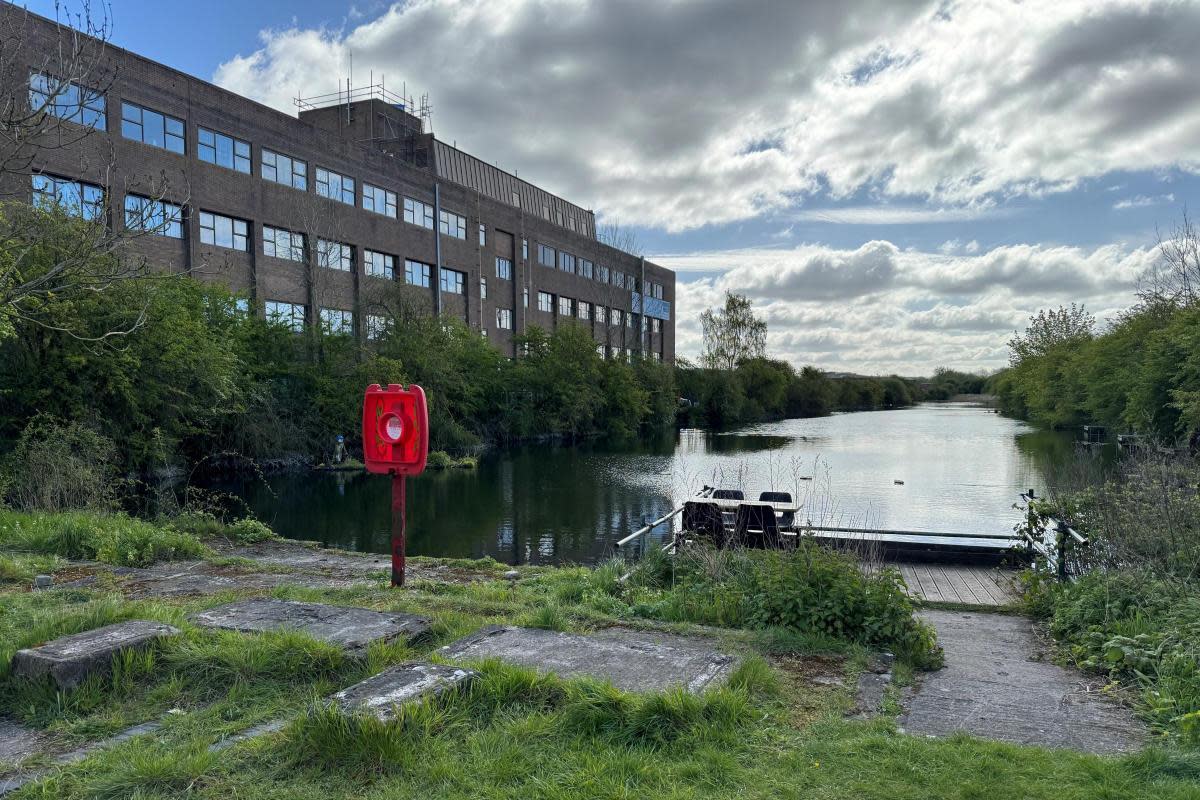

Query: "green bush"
(1034, 570), (1200, 743)
(225, 517), (277, 544)
(426, 451), (454, 470)
(0, 415), (120, 511)
(643, 544), (941, 668)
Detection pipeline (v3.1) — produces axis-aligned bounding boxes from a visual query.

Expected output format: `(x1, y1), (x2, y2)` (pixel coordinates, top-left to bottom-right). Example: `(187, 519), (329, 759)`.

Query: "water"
(212, 403), (1075, 566)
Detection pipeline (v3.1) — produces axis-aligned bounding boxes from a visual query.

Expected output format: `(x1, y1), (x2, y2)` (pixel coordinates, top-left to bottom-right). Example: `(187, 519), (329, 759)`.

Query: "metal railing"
(1018, 490), (1089, 578)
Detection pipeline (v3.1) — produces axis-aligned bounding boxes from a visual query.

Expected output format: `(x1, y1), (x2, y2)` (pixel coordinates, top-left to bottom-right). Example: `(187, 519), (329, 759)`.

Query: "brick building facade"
(1, 7), (675, 362)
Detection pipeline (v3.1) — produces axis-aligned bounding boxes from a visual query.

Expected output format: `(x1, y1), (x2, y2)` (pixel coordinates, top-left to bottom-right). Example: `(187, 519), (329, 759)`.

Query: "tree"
(1007, 303), (1094, 367)
(595, 218), (642, 255)
(700, 291), (766, 370)
(0, 3), (186, 341)
(1143, 208), (1200, 308)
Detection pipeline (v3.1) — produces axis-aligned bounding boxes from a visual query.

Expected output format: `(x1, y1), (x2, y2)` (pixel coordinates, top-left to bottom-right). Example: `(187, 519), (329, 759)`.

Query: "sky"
(24, 0), (1200, 375)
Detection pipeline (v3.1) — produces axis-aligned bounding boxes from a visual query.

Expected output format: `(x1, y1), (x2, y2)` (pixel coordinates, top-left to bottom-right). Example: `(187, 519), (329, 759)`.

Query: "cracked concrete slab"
(11, 621), (180, 690)
(0, 720), (42, 770)
(899, 610), (1145, 754)
(334, 662), (477, 721)
(189, 598), (430, 651)
(439, 626), (736, 693)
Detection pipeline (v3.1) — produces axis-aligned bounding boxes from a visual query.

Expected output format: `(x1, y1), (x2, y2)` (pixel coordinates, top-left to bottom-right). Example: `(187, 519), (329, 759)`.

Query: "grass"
(0, 513), (1197, 798)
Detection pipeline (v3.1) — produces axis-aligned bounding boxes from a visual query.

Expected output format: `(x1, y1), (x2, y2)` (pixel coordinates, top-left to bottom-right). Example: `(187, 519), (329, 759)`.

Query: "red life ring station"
(362, 384), (430, 586)
(363, 383), (429, 476)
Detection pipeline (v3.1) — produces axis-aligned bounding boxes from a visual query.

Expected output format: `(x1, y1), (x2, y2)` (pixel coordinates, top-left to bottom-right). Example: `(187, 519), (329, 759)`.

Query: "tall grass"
(0, 509), (210, 567)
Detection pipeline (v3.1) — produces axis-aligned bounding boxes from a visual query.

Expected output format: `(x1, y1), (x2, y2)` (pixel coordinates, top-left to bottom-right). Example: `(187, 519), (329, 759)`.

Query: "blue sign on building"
(631, 292), (671, 321)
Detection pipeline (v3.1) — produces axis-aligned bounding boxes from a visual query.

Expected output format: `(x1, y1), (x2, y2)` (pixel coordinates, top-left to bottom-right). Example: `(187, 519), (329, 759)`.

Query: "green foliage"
(0, 271), (678, 474)
(0, 509), (209, 567)
(634, 545), (941, 669)
(995, 302), (1200, 440)
(225, 517), (277, 544)
(0, 414), (120, 511)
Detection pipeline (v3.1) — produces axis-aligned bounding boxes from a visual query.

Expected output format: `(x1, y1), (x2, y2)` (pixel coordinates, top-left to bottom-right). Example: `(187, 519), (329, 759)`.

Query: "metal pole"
(391, 474), (407, 587)
(434, 182), (444, 316)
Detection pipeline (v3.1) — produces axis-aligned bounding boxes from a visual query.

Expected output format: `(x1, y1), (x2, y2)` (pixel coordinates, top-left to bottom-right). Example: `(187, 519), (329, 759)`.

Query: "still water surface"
(216, 403), (1075, 566)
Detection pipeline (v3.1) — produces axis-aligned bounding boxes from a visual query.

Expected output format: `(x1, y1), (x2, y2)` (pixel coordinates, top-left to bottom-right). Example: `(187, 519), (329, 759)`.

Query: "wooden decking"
(884, 562), (1018, 607)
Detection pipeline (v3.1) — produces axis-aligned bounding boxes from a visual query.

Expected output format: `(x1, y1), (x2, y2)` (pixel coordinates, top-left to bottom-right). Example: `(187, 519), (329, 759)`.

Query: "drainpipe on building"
(434, 181), (443, 316)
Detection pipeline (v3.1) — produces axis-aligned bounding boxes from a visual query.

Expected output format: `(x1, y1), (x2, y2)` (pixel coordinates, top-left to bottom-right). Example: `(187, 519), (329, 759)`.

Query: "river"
(210, 402), (1077, 566)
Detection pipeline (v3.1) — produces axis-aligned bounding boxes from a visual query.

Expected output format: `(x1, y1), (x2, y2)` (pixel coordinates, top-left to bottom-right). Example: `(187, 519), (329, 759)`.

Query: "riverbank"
(0, 510), (1194, 798)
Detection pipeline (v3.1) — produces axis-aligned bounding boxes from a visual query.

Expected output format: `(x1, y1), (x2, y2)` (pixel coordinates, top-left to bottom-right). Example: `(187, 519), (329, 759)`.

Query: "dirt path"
(900, 610), (1145, 754)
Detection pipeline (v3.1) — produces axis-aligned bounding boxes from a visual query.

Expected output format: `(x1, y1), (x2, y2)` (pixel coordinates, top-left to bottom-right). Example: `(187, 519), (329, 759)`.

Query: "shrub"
(426, 451), (454, 470)
(0, 415), (120, 511)
(225, 517), (277, 544)
(645, 544), (941, 668)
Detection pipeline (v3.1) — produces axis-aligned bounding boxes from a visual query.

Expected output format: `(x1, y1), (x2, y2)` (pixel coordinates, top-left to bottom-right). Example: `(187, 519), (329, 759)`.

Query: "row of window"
(30, 73), (476, 239)
(534, 241), (665, 298)
(530, 289), (662, 333)
(30, 73), (660, 300)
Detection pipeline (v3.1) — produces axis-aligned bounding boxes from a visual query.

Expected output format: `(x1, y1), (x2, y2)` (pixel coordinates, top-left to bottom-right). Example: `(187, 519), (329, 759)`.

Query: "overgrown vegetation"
(992, 212), (1200, 443)
(1019, 454), (1200, 744)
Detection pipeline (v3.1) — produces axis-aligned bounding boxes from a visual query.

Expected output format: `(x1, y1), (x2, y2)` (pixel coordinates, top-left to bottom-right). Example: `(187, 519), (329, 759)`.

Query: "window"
(478, 223), (486, 246)
(198, 128), (250, 173)
(538, 244), (556, 267)
(597, 266), (608, 283)
(651, 318), (661, 334)
(610, 308), (622, 326)
(233, 298), (250, 316)
(496, 308), (513, 330)
(641, 316), (648, 332)
(121, 102), (184, 153)
(441, 268), (465, 295)
(481, 277), (488, 299)
(439, 210), (466, 239)
(522, 287), (529, 308)
(558, 296), (573, 317)
(511, 191), (521, 207)
(261, 149), (307, 190)
(522, 239), (529, 260)
(578, 301), (590, 321)
(29, 72), (105, 129)
(263, 226), (306, 262)
(31, 174), (103, 221)
(556, 210), (564, 226)
(579, 259), (593, 279)
(626, 275), (637, 290)
(626, 311), (634, 328)
(595, 305), (605, 323)
(597, 344), (606, 358)
(542, 204), (550, 220)
(495, 256), (512, 280)
(652, 351), (661, 363)
(363, 183), (397, 218)
(612, 270), (624, 288)
(653, 283), (665, 300)
(317, 168), (355, 205)
(366, 315), (390, 341)
(199, 211), (248, 251)
(537, 291), (553, 313)
(364, 250), (395, 279)
(317, 239), (352, 271)
(124, 194), (183, 238)
(568, 217), (576, 232)
(265, 300), (305, 332)
(405, 259), (432, 287)
(644, 280), (652, 296)
(403, 196), (434, 228)
(559, 252), (575, 274)
(625, 348), (633, 362)
(320, 308), (354, 335)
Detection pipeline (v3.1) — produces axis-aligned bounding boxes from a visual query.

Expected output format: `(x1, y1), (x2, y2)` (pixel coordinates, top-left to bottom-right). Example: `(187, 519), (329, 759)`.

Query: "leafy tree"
(700, 291), (766, 370)
(1008, 304), (1094, 367)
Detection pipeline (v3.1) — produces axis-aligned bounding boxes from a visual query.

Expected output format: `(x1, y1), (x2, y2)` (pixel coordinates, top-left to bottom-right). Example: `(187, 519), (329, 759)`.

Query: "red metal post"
(391, 473), (406, 587)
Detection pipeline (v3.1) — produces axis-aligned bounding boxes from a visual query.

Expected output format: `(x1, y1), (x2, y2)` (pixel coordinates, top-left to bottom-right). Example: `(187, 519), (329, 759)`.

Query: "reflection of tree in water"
(1013, 428), (1113, 492)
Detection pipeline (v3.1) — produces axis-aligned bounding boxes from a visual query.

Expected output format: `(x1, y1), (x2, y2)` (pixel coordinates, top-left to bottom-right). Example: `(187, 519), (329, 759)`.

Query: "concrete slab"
(333, 662), (477, 721)
(0, 720), (162, 797)
(0, 720), (42, 768)
(189, 599), (430, 652)
(10, 621), (180, 690)
(439, 626), (736, 693)
(899, 610), (1145, 754)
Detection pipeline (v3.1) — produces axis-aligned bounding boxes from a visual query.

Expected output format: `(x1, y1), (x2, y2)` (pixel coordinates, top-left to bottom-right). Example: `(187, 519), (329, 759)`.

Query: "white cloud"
(660, 240), (1155, 374)
(213, 0), (1200, 232)
(1113, 193), (1176, 210)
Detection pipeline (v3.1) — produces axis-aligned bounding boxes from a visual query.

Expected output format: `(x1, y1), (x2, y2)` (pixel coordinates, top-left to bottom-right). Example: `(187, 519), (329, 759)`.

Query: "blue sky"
(25, 0), (1200, 374)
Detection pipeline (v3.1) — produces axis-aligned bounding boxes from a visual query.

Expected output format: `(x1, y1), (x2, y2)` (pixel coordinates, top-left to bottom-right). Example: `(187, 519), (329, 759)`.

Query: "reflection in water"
(214, 403), (1075, 566)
